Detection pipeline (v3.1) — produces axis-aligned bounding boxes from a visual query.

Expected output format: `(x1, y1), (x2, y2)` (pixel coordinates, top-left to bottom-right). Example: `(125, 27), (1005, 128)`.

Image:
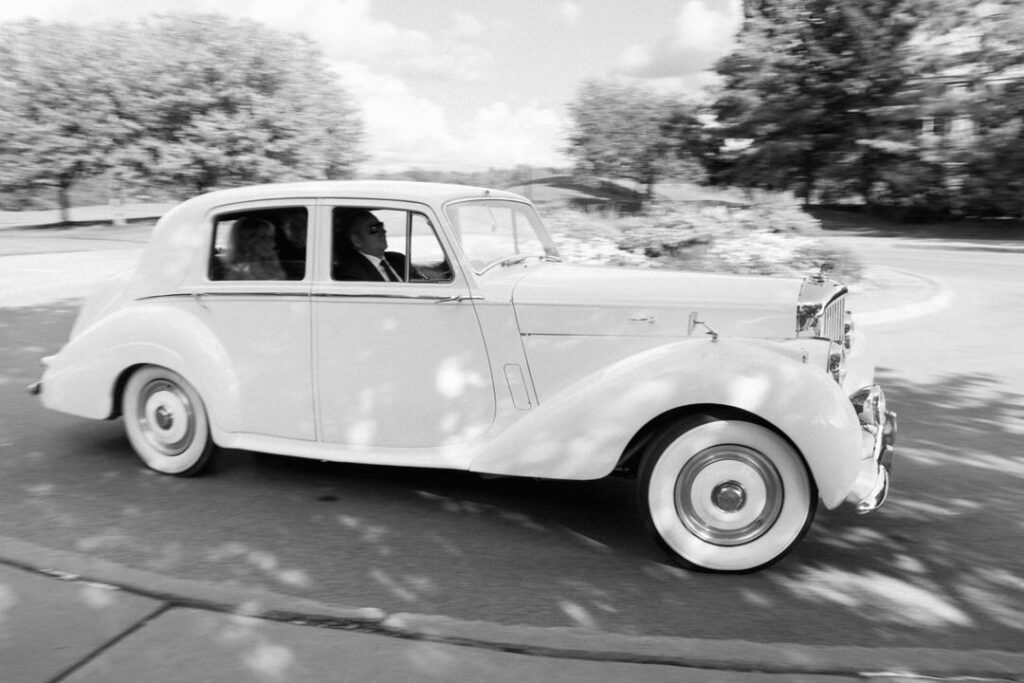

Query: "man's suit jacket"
(333, 251), (412, 282)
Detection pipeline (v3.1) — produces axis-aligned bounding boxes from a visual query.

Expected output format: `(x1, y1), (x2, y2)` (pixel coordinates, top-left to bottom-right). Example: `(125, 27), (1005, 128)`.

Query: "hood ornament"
(808, 262), (835, 283)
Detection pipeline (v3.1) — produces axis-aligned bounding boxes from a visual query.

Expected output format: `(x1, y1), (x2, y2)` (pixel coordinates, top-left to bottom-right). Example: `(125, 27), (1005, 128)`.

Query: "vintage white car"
(34, 181), (896, 572)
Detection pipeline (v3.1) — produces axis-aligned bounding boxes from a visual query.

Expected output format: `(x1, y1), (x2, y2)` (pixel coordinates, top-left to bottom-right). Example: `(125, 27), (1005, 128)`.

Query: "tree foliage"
(911, 0), (1024, 216)
(0, 15), (364, 216)
(711, 0), (1024, 218)
(713, 1), (923, 206)
(0, 21), (126, 217)
(565, 79), (707, 201)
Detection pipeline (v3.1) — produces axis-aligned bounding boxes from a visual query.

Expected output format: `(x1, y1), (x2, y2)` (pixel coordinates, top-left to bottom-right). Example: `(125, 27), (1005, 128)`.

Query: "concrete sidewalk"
(0, 563), (839, 683)
(3, 552), (1022, 683)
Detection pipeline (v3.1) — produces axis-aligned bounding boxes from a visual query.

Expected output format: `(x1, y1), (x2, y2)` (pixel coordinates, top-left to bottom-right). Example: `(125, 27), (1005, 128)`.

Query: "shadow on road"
(797, 367), (1024, 646)
(2, 305), (1022, 651)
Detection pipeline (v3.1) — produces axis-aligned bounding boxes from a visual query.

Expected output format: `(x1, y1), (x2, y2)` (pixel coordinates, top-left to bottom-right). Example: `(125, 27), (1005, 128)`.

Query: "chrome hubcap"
(712, 481), (747, 513)
(675, 445), (783, 546)
(155, 406), (173, 430)
(137, 379), (194, 456)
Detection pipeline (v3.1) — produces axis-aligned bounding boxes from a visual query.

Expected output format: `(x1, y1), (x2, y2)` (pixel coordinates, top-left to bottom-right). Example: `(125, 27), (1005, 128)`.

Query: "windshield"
(445, 199), (559, 273)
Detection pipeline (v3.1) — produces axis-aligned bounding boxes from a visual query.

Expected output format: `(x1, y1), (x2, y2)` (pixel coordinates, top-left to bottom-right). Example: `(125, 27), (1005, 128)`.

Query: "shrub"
(543, 193), (862, 282)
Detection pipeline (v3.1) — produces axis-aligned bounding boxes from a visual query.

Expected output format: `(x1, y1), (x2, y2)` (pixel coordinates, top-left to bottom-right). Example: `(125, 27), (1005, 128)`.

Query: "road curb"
(850, 266), (950, 326)
(1, 535), (1021, 678)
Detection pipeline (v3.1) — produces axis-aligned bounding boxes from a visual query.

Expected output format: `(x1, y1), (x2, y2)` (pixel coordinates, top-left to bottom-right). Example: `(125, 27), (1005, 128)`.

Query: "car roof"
(173, 180), (527, 212)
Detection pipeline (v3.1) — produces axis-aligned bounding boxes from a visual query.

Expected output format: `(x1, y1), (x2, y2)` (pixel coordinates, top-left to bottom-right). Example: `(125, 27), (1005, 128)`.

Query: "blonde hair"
(226, 217), (285, 280)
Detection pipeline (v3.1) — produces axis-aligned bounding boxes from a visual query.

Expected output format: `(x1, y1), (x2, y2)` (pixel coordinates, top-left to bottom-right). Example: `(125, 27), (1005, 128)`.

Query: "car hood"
(510, 265), (801, 339)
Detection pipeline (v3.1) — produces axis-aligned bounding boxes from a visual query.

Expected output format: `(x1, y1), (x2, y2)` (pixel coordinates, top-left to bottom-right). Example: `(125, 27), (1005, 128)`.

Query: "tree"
(0, 21), (127, 219)
(0, 15), (364, 216)
(912, 0), (1024, 216)
(712, 1), (923, 206)
(565, 79), (706, 202)
(121, 15), (364, 193)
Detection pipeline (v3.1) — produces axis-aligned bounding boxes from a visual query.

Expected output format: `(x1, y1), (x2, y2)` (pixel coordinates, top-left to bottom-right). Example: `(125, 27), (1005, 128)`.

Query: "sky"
(0, 0), (743, 173)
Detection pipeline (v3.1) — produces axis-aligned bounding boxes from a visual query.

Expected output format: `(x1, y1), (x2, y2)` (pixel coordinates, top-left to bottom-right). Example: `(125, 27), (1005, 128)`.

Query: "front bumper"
(846, 385), (897, 513)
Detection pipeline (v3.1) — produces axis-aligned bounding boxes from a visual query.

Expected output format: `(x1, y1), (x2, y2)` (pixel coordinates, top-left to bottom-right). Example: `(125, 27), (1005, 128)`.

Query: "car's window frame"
(317, 200), (462, 288)
(203, 200), (314, 286)
(443, 198), (559, 275)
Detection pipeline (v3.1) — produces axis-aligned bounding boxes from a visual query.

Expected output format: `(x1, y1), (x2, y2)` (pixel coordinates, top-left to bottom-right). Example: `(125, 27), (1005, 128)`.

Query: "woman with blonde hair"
(225, 216), (286, 280)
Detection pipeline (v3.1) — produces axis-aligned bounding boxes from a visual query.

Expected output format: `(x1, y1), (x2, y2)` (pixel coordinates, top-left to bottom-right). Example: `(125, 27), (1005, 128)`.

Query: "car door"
(312, 201), (495, 448)
(191, 203), (315, 440)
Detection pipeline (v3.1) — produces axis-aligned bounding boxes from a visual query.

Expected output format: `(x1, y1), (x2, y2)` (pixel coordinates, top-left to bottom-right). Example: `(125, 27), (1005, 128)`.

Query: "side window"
(209, 208), (307, 281)
(331, 207), (451, 283)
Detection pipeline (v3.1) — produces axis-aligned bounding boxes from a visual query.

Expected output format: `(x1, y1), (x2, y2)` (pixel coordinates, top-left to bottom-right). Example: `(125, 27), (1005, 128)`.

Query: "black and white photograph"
(1, 1), (1022, 680)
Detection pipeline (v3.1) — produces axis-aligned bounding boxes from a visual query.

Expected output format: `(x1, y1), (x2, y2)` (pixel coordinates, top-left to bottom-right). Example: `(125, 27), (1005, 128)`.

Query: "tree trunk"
(800, 155), (815, 207)
(57, 183), (71, 224)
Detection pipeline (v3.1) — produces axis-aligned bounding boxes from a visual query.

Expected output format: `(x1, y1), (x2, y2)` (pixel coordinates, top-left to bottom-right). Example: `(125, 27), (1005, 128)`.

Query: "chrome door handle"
(436, 295), (484, 304)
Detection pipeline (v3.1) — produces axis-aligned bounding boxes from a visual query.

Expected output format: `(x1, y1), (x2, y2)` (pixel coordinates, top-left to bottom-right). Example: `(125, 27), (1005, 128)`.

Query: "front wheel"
(121, 366), (215, 476)
(638, 418), (816, 572)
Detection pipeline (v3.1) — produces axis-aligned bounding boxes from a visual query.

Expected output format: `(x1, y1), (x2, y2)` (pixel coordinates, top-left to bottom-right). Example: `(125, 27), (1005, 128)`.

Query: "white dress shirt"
(358, 251), (399, 281)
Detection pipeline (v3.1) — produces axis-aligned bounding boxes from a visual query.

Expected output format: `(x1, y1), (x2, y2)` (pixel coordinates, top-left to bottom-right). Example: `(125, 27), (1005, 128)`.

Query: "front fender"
(40, 302), (241, 431)
(468, 337), (862, 508)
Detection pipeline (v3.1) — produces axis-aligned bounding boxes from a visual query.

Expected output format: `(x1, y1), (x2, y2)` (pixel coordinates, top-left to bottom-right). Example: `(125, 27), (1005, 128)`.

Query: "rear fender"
(41, 303), (241, 430)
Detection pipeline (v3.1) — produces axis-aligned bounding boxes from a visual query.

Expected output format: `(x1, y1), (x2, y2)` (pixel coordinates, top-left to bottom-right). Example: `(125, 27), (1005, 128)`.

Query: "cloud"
(0, 0), (491, 84)
(452, 12), (486, 38)
(252, 0), (490, 83)
(334, 62), (570, 172)
(559, 2), (580, 25)
(468, 102), (571, 169)
(615, 0), (741, 85)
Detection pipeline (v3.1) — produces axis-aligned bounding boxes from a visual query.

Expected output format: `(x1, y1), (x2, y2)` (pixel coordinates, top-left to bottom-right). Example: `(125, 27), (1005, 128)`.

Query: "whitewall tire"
(639, 418), (816, 572)
(121, 366), (214, 476)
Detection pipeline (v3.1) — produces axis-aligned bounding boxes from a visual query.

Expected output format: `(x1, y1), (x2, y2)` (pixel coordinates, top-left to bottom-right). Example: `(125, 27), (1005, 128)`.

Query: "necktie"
(380, 258), (400, 282)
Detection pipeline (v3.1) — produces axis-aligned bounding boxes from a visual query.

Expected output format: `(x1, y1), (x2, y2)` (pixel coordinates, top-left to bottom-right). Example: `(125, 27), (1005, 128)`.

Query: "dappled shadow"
(4, 303), (1023, 652)
(783, 367), (1024, 648)
(0, 563), (164, 680)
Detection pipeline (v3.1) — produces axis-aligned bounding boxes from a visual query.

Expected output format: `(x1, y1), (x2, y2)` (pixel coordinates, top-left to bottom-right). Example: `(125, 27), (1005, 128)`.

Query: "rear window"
(209, 208), (308, 281)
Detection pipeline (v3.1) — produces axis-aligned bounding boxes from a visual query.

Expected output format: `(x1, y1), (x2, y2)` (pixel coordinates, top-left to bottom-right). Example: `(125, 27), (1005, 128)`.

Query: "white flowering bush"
(707, 230), (819, 275)
(543, 208), (650, 267)
(551, 233), (651, 267)
(540, 193), (862, 282)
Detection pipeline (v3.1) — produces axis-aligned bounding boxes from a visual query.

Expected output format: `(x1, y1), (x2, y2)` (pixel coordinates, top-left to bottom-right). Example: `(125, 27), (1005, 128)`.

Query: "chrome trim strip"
(137, 291), (473, 303)
(138, 292), (309, 301)
(311, 292), (468, 302)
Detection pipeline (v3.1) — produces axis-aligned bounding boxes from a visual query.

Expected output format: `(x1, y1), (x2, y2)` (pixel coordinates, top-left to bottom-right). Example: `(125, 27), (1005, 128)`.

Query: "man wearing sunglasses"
(333, 208), (418, 282)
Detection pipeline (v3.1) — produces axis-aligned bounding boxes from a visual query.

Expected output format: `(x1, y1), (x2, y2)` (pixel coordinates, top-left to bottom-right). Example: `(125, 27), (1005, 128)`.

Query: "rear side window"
(209, 208), (308, 281)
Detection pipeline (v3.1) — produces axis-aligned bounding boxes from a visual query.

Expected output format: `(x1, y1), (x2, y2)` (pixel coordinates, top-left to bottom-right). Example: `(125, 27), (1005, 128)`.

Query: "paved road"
(1, 224), (1022, 659)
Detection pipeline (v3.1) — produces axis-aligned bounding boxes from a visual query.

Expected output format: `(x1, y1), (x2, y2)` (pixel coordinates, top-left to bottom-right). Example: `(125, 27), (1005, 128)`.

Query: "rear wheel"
(121, 366), (214, 476)
(638, 417), (816, 572)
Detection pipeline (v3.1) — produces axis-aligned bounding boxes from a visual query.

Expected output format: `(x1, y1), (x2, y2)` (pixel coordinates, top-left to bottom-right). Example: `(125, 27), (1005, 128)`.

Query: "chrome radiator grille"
(820, 294), (846, 344)
(797, 276), (848, 344)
